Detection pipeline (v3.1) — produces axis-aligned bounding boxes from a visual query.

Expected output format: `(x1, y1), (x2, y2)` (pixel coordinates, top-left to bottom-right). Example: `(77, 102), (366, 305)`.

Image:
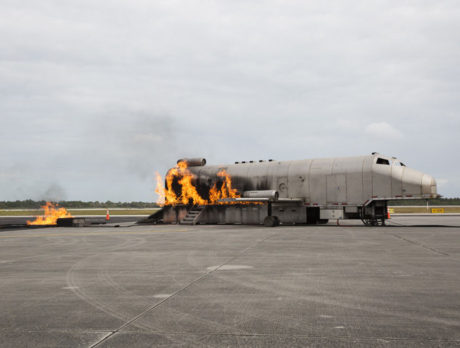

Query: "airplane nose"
(422, 174), (437, 196)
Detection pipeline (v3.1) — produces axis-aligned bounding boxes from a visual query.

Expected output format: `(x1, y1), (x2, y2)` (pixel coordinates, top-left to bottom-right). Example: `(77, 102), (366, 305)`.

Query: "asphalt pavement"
(1, 216), (459, 347)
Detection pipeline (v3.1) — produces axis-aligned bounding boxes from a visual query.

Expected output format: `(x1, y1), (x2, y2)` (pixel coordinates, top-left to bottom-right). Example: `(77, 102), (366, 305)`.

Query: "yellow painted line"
(0, 229), (190, 239)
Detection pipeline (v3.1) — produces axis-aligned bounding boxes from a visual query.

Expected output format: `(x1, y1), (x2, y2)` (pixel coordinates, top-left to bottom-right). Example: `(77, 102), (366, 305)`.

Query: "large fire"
(155, 161), (241, 206)
(27, 202), (73, 225)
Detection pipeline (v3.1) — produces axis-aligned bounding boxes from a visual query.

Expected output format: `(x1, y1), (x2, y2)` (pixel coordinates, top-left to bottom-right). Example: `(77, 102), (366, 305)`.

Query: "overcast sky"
(1, 1), (459, 201)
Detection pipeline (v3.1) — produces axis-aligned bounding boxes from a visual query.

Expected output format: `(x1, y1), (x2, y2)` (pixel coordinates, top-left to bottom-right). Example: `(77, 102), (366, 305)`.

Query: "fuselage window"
(376, 158), (390, 165)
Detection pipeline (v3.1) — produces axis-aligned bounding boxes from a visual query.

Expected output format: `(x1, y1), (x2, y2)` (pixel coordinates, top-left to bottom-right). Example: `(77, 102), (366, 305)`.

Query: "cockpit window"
(376, 158), (390, 165)
(400, 162), (406, 166)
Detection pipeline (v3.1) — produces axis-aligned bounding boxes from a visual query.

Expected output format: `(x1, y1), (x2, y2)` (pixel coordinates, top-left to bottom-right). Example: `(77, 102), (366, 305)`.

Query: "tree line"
(0, 200), (160, 209)
(1, 198), (460, 209)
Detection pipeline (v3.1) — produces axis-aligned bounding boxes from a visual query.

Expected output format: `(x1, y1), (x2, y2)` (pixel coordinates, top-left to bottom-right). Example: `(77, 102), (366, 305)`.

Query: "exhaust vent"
(177, 158), (206, 167)
(243, 190), (279, 201)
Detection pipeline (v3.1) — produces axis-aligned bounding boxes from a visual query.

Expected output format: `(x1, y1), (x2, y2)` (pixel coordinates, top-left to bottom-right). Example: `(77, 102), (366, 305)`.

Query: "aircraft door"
(391, 161), (404, 197)
(372, 157), (392, 198)
(326, 174), (346, 204)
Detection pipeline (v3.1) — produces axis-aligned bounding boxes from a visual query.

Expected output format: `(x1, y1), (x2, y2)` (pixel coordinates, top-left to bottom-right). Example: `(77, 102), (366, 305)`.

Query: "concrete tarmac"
(1, 216), (460, 347)
(0, 216), (143, 226)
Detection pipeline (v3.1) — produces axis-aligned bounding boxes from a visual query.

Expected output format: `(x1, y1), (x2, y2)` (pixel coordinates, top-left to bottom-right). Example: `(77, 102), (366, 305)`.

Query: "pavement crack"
(89, 231), (277, 348)
(385, 232), (450, 256)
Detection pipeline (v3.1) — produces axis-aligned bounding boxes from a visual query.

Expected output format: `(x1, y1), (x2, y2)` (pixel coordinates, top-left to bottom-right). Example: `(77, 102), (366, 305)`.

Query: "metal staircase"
(180, 206), (205, 225)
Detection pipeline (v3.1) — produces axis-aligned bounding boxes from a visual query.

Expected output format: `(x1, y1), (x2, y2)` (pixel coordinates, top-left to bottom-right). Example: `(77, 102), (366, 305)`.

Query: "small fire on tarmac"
(27, 202), (73, 225)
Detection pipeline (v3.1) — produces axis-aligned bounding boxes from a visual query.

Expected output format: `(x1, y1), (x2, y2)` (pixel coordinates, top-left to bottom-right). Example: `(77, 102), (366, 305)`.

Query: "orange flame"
(208, 170), (240, 204)
(155, 161), (242, 206)
(155, 172), (165, 206)
(27, 202), (73, 225)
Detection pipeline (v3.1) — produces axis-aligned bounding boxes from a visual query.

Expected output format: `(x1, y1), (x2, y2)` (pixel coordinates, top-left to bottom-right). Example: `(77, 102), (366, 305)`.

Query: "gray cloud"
(1, 1), (459, 200)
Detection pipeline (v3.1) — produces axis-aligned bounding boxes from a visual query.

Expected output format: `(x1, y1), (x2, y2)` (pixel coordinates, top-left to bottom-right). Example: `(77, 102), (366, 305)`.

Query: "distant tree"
(2, 198), (458, 209)
(0, 200), (159, 209)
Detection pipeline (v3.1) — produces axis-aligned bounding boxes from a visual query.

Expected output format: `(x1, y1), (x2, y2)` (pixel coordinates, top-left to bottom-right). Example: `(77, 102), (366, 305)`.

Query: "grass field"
(388, 206), (460, 214)
(0, 209), (159, 216)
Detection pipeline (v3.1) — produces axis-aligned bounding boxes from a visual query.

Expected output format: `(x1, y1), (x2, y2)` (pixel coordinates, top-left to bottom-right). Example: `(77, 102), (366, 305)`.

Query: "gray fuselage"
(188, 154), (437, 208)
